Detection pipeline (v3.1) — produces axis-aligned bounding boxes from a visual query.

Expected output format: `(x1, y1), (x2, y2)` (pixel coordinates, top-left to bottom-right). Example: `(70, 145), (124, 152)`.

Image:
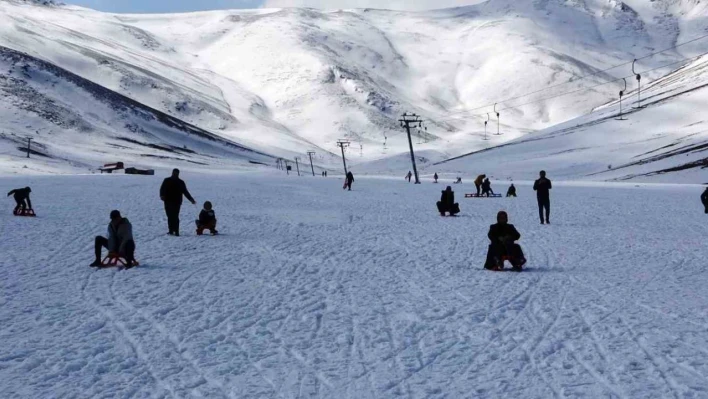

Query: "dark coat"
(440, 190), (455, 208)
(346, 172), (354, 183)
(507, 185), (516, 196)
(488, 223), (521, 244)
(160, 177), (194, 205)
(8, 188), (32, 208)
(533, 177), (552, 201)
(108, 218), (133, 255)
(702, 189), (708, 205)
(199, 209), (216, 225)
(482, 180), (492, 191)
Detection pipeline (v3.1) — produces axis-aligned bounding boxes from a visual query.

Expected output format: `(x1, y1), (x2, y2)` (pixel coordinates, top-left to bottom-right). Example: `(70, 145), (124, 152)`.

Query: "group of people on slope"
(87, 169), (218, 268)
(473, 174), (498, 197)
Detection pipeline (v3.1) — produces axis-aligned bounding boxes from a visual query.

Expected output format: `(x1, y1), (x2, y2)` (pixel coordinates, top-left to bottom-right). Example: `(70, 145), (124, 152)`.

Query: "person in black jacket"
(702, 187), (708, 214)
(8, 187), (32, 214)
(90, 210), (136, 268)
(437, 186), (460, 216)
(481, 178), (495, 197)
(196, 201), (218, 235)
(484, 211), (526, 271)
(434, 173), (439, 184)
(506, 184), (517, 197)
(344, 171), (354, 191)
(533, 170), (552, 224)
(160, 169), (196, 236)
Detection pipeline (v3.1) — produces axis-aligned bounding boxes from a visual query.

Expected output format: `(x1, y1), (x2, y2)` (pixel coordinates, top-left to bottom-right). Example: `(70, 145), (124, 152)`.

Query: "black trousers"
(437, 202), (460, 216)
(164, 202), (182, 234)
(704, 204), (708, 214)
(345, 182), (352, 191)
(485, 240), (525, 269)
(95, 236), (135, 261)
(475, 183), (481, 196)
(538, 198), (550, 223)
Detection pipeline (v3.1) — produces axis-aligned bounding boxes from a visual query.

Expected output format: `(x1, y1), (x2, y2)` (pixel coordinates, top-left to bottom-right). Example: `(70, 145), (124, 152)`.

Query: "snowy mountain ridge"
(0, 0), (706, 177)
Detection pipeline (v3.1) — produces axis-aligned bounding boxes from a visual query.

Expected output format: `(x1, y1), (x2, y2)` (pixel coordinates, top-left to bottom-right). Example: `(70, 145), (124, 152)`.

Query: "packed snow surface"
(1, 172), (707, 397)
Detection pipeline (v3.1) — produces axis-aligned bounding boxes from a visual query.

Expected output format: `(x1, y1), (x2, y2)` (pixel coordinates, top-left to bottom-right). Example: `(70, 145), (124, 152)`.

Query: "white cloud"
(261, 0), (485, 11)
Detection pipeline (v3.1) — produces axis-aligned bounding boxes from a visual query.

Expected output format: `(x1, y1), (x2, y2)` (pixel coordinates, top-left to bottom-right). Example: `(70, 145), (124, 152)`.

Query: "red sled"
(102, 253), (140, 267)
(13, 209), (36, 217)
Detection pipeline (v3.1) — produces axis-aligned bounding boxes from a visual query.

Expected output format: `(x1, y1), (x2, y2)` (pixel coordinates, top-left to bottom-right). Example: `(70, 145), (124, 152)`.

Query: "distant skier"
(406, 171), (413, 182)
(484, 211), (526, 271)
(196, 201), (218, 236)
(481, 178), (495, 197)
(90, 210), (136, 269)
(474, 174), (486, 196)
(454, 177), (462, 184)
(434, 173), (439, 184)
(702, 187), (708, 214)
(533, 170), (552, 224)
(7, 186), (32, 215)
(437, 186), (460, 216)
(506, 184), (517, 197)
(344, 171), (354, 191)
(160, 168), (196, 236)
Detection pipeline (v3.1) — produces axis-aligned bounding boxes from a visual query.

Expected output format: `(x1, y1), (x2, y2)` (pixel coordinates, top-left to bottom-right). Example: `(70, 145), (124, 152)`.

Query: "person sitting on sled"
(7, 187), (32, 215)
(91, 210), (136, 268)
(484, 211), (526, 271)
(481, 178), (495, 197)
(196, 201), (218, 235)
(506, 184), (517, 197)
(437, 186), (460, 216)
(454, 177), (462, 184)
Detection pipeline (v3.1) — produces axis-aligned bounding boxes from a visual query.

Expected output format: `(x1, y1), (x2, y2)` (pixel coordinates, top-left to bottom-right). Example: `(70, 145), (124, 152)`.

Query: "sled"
(13, 209), (36, 217)
(99, 162), (124, 174)
(465, 194), (502, 198)
(101, 253), (140, 268)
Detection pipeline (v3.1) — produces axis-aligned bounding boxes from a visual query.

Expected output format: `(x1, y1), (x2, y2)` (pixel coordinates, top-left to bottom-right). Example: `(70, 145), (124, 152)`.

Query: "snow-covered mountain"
(0, 0), (706, 177)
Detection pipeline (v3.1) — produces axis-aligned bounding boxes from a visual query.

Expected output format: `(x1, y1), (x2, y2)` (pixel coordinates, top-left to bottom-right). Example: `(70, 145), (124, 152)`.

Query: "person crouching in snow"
(8, 186), (32, 214)
(506, 184), (517, 197)
(91, 210), (136, 268)
(437, 186), (460, 216)
(196, 201), (218, 235)
(484, 211), (526, 271)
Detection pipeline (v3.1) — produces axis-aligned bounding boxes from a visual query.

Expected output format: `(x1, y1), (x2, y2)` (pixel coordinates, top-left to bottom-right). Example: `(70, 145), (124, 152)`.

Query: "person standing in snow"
(481, 178), (495, 197)
(344, 171), (355, 191)
(406, 171), (413, 182)
(702, 187), (708, 214)
(7, 186), (32, 214)
(160, 168), (196, 236)
(474, 174), (486, 196)
(506, 184), (517, 197)
(533, 170), (552, 224)
(436, 186), (460, 216)
(484, 211), (526, 271)
(434, 173), (439, 183)
(91, 210), (136, 268)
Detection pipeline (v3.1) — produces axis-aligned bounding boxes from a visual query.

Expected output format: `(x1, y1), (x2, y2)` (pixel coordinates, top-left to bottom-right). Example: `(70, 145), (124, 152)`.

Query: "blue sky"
(67, 0), (479, 13)
(67, 0), (265, 13)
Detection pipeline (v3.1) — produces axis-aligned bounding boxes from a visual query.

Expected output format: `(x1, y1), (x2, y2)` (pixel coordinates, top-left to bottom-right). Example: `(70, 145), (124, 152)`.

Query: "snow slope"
(1, 172), (707, 397)
(0, 0), (706, 174)
(433, 52), (708, 183)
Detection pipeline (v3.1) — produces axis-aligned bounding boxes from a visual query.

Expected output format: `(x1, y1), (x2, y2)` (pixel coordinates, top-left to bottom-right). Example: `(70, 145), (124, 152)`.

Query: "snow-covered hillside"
(434, 52), (708, 183)
(0, 0), (706, 175)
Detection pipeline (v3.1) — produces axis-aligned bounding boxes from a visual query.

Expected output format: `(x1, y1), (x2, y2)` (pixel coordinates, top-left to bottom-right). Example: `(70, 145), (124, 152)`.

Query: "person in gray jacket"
(90, 210), (136, 268)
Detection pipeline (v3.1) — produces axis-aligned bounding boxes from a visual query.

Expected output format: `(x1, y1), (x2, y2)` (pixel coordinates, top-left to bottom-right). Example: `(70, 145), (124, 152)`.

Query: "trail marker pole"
(295, 157), (301, 177)
(26, 138), (31, 158)
(337, 140), (350, 175)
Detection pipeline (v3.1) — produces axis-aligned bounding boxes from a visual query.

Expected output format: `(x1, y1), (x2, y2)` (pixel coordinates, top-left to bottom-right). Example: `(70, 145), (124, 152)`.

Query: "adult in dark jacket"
(91, 210), (136, 268)
(506, 184), (517, 197)
(484, 211), (526, 271)
(533, 170), (552, 224)
(474, 174), (486, 196)
(437, 186), (460, 216)
(406, 171), (413, 182)
(196, 201), (218, 235)
(434, 173), (439, 184)
(8, 187), (32, 214)
(160, 168), (196, 236)
(344, 171), (354, 191)
(702, 187), (708, 214)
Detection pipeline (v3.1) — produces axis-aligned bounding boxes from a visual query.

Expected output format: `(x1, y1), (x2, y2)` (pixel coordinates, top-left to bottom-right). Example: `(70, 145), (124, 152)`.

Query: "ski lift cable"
(433, 33), (708, 121)
(427, 49), (708, 124)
